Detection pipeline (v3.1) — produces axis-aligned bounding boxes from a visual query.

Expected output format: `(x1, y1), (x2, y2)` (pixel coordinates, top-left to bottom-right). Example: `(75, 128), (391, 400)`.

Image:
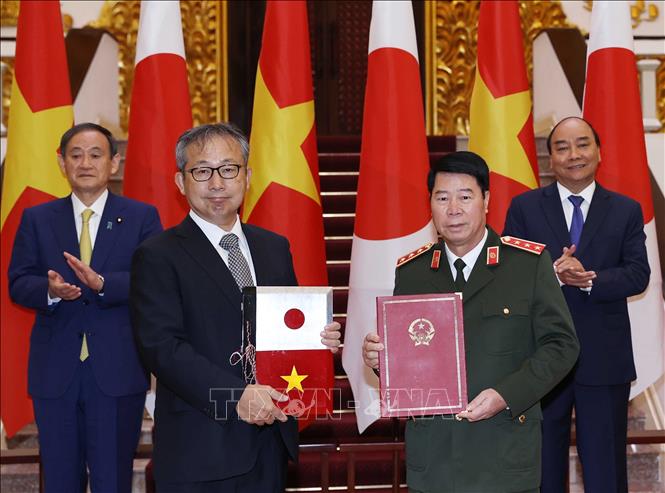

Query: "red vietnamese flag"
(241, 0), (328, 287)
(123, 0), (192, 228)
(583, 0), (663, 398)
(254, 288), (334, 420)
(1, 1), (73, 436)
(468, 0), (539, 233)
(342, 0), (437, 433)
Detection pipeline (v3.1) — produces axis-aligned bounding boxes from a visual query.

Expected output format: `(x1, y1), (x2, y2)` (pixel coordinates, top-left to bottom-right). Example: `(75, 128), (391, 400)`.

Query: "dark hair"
(546, 116), (601, 154)
(427, 151), (490, 195)
(175, 122), (249, 171)
(60, 122), (118, 156)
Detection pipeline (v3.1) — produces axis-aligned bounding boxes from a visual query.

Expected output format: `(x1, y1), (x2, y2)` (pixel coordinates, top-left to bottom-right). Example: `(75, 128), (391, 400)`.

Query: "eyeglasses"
(184, 164), (245, 182)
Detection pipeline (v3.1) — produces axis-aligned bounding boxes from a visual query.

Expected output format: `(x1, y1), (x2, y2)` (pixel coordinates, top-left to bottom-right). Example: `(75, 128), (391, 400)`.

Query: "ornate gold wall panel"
(1, 1), (663, 135)
(656, 56), (665, 128)
(0, 0), (19, 26)
(1, 60), (13, 130)
(1, 0), (18, 131)
(88, 1), (140, 135)
(425, 0), (571, 136)
(91, 0), (227, 135)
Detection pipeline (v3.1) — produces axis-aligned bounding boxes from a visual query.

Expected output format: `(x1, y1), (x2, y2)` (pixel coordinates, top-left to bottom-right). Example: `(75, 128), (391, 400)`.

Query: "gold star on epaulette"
(500, 236), (546, 255)
(396, 242), (435, 267)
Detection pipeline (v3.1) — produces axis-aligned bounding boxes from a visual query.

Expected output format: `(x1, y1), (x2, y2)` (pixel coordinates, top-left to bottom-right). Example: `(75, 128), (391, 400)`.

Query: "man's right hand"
(236, 384), (288, 426)
(554, 245), (596, 288)
(47, 270), (81, 300)
(362, 332), (384, 370)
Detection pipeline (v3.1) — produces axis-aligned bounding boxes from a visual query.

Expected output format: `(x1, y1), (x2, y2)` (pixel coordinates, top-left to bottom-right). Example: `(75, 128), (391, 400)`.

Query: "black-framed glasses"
(185, 164), (245, 182)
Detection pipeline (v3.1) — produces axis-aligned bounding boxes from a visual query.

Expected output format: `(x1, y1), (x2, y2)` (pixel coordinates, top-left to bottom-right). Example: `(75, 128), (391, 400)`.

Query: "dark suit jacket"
(130, 215), (299, 483)
(8, 192), (162, 398)
(503, 182), (650, 385)
(396, 229), (579, 492)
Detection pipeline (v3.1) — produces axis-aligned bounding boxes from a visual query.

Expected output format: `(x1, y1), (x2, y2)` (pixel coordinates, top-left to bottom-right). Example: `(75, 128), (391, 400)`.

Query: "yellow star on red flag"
(469, 70), (537, 190)
(242, 68), (320, 221)
(280, 366), (309, 392)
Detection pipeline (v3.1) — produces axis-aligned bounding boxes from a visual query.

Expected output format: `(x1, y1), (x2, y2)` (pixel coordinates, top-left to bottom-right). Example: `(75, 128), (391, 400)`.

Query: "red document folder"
(376, 293), (467, 417)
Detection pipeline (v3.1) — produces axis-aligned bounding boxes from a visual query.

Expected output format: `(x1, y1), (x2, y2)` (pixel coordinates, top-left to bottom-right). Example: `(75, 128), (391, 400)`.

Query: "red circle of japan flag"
(284, 308), (305, 330)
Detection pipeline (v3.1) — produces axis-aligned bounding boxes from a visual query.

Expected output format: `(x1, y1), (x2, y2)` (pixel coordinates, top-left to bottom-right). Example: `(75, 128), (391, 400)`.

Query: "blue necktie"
(568, 195), (584, 247)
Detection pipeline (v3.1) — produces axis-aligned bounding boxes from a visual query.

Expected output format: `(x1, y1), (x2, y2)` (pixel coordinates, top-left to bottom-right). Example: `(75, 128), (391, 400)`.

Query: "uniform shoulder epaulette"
(396, 242), (435, 267)
(500, 236), (546, 255)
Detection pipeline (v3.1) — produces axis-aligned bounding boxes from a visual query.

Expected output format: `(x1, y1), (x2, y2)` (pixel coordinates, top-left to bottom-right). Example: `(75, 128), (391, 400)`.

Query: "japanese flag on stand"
(583, 0), (664, 398)
(342, 0), (437, 433)
(123, 0), (193, 228)
(254, 288), (334, 419)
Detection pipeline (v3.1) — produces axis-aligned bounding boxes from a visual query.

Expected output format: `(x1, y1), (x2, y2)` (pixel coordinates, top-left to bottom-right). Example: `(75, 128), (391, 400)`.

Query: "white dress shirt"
(71, 189), (108, 249)
(189, 211), (257, 285)
(444, 228), (489, 283)
(48, 190), (109, 304)
(556, 181), (595, 230)
(556, 181), (595, 292)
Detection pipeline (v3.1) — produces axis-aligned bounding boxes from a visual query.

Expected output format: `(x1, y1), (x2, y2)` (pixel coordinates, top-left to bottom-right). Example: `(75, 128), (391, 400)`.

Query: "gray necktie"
(219, 233), (254, 290)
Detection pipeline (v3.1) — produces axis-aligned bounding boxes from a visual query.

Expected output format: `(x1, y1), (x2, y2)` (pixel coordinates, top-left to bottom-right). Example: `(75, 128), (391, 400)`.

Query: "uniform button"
(518, 414), (526, 424)
(83, 299), (89, 306)
(503, 307), (510, 315)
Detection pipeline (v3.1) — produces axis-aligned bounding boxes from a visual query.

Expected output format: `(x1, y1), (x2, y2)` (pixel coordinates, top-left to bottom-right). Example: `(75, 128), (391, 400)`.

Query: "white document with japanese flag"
(243, 287), (334, 420)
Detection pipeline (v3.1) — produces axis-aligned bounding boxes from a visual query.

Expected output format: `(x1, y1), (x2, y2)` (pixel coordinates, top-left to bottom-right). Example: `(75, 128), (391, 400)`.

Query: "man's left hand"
(321, 322), (341, 353)
(63, 252), (104, 292)
(554, 246), (596, 288)
(456, 388), (506, 422)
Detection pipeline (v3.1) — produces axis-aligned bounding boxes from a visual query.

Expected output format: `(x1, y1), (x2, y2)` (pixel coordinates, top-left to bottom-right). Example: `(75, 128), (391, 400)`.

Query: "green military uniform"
(396, 228), (579, 493)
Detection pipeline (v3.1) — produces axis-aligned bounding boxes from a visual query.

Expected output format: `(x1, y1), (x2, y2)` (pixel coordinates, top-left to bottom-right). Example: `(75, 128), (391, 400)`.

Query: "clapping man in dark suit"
(503, 116), (650, 492)
(8, 123), (163, 492)
(130, 122), (341, 492)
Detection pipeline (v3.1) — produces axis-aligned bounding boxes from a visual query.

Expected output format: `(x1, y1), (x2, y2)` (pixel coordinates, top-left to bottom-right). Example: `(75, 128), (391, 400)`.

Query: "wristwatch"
(96, 274), (105, 294)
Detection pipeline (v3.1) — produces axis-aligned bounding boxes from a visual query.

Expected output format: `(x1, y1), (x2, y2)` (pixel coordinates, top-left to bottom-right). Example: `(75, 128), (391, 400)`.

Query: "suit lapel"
(577, 184), (611, 255)
(541, 183), (570, 254)
(176, 216), (242, 306)
(90, 192), (123, 272)
(51, 196), (79, 257)
(462, 231), (498, 303)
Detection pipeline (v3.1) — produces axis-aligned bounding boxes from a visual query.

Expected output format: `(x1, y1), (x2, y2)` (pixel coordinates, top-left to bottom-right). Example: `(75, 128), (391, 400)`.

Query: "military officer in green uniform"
(363, 151), (579, 493)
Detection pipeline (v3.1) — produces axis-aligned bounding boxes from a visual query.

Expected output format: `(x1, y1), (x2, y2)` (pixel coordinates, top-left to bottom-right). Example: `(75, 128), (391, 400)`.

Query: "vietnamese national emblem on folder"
(376, 292), (468, 417)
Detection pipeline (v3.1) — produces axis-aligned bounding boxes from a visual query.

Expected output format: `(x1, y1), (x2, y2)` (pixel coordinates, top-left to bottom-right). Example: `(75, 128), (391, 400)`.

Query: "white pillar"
(637, 58), (662, 132)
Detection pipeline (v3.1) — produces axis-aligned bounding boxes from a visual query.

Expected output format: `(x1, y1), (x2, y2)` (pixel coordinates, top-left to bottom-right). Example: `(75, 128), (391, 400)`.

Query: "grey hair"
(175, 122), (250, 171)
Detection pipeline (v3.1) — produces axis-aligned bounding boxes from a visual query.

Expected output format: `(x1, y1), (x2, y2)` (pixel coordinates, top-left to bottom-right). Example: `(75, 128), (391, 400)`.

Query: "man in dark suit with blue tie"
(8, 123), (163, 492)
(503, 116), (650, 492)
(130, 122), (341, 492)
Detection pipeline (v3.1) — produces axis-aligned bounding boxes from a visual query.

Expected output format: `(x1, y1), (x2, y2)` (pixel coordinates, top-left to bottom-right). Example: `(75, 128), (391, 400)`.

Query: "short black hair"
(427, 151), (490, 195)
(60, 122), (118, 156)
(546, 116), (601, 154)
